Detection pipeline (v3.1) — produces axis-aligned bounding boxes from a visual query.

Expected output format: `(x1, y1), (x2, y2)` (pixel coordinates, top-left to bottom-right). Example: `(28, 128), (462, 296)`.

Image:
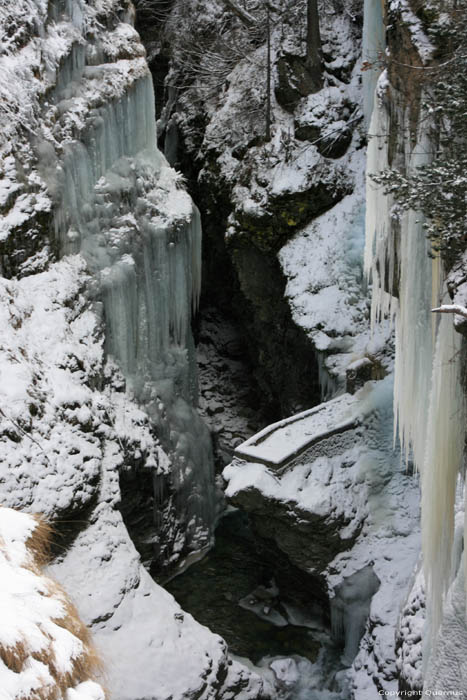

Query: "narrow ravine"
(4, 0), (467, 697)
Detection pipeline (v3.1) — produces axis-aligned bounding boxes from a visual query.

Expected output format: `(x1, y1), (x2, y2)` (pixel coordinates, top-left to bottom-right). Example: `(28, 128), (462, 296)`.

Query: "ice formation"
(38, 0), (215, 565)
(421, 314), (465, 640)
(362, 0), (386, 125)
(363, 83), (394, 330)
(330, 565), (380, 665)
(363, 16), (466, 668)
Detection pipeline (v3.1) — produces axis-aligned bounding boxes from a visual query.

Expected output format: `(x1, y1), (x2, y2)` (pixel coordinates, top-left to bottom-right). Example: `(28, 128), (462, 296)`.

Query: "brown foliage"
(0, 508), (106, 699)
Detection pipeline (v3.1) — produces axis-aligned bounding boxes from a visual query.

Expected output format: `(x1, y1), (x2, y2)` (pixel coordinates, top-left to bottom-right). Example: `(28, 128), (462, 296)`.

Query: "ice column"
(362, 0), (386, 126)
(422, 313), (465, 641)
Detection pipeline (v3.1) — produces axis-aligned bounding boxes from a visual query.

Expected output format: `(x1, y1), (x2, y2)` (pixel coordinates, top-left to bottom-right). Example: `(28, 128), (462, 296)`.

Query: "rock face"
(0, 1), (274, 697)
(136, 0), (365, 418)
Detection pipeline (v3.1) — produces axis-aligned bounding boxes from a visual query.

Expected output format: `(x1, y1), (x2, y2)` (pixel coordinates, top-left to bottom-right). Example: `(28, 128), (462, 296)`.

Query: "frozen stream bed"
(165, 509), (349, 699)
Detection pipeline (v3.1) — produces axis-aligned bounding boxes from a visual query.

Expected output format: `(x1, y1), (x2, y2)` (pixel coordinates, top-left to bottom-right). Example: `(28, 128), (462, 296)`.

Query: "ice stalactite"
(392, 117), (438, 471)
(47, 45), (215, 568)
(364, 80), (466, 665)
(331, 565), (380, 665)
(364, 80), (395, 330)
(362, 0), (386, 126)
(422, 313), (465, 646)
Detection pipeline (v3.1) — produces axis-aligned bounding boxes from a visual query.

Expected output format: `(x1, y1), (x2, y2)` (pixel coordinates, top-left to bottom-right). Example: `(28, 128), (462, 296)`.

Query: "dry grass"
(0, 508), (107, 699)
(0, 640), (27, 674)
(25, 514), (53, 571)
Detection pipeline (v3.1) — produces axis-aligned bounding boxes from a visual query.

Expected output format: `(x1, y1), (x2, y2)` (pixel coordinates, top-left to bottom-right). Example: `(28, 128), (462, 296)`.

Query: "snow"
(233, 393), (358, 467)
(388, 0), (435, 64)
(279, 147), (367, 347)
(0, 507), (105, 700)
(50, 502), (273, 700)
(396, 563), (425, 691)
(0, 257), (104, 516)
(66, 682), (105, 700)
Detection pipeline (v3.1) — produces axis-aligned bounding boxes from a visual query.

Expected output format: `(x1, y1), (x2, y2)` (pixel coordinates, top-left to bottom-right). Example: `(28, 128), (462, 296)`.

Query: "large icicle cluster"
(365, 90), (439, 472)
(363, 12), (466, 673)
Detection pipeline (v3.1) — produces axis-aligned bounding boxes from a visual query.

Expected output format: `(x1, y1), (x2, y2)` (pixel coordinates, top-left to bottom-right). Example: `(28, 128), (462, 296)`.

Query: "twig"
(0, 407), (51, 465)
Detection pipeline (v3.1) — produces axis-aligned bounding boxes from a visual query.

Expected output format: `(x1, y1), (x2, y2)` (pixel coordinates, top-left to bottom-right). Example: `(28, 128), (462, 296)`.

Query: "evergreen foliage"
(373, 2), (467, 267)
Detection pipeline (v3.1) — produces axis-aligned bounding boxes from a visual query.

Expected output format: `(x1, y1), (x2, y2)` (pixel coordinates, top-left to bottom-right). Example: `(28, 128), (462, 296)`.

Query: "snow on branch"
(431, 304), (467, 320)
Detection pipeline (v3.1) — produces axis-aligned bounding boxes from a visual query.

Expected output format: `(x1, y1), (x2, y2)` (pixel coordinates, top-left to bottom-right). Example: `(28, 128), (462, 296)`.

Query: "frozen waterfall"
(45, 43), (215, 569)
(364, 76), (466, 663)
(362, 0), (385, 126)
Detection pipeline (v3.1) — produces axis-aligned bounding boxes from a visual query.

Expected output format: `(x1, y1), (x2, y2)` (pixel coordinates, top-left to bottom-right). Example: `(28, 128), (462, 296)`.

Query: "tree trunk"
(306, 0), (323, 92)
(265, 6), (272, 141)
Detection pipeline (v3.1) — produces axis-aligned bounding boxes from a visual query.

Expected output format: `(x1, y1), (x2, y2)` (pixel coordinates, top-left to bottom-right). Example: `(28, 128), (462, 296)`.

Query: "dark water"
(165, 510), (323, 664)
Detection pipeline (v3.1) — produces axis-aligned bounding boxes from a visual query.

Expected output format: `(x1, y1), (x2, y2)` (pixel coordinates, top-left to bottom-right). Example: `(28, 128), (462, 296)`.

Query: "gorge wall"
(1, 0), (467, 698)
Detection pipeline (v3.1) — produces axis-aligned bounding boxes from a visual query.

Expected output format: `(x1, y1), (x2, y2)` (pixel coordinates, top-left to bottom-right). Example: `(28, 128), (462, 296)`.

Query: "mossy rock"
(233, 180), (350, 253)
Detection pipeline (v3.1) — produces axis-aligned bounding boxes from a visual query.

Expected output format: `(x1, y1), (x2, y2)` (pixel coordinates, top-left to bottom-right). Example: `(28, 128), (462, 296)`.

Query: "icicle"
(48, 0), (85, 30)
(393, 115), (437, 468)
(364, 82), (397, 329)
(316, 351), (339, 401)
(422, 312), (465, 645)
(190, 205), (202, 313)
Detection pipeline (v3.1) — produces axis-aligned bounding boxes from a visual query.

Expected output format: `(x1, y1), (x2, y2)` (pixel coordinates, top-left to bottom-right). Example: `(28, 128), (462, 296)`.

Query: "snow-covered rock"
(224, 377), (421, 698)
(0, 506), (105, 700)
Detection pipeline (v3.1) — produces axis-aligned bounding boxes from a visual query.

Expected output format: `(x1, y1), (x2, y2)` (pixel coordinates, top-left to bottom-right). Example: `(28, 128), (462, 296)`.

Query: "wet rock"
(346, 357), (373, 394)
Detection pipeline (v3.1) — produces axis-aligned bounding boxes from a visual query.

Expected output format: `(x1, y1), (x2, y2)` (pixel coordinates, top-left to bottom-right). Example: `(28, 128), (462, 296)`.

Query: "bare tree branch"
(219, 0), (257, 28)
(432, 304), (467, 320)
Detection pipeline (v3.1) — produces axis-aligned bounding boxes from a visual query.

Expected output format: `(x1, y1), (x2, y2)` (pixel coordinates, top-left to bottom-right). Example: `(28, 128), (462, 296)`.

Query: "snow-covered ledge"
(234, 394), (360, 468)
